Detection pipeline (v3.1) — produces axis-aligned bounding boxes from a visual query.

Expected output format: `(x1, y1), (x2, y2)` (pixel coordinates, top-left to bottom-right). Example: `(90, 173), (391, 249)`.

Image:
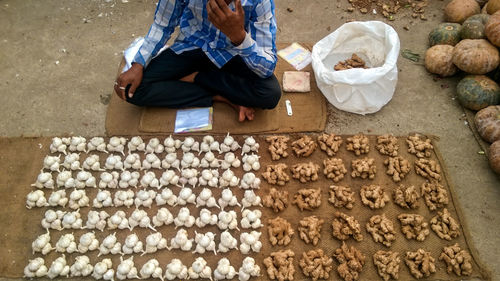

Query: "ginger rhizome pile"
(291, 162), (320, 183)
(267, 217), (294, 246)
(373, 251), (400, 281)
(262, 164), (290, 185)
(405, 248), (436, 279)
(346, 134), (370, 155)
(360, 185), (390, 209)
(323, 158), (347, 182)
(292, 188), (321, 211)
(393, 184), (420, 209)
(366, 214), (396, 247)
(407, 134), (434, 158)
(328, 185), (355, 209)
(298, 216), (324, 245)
(384, 156), (410, 182)
(415, 159), (441, 182)
(430, 208), (460, 240)
(351, 158), (376, 179)
(263, 249), (295, 281)
(266, 136), (289, 160)
(439, 243), (473, 276)
(334, 54), (368, 71)
(263, 187), (289, 212)
(299, 249), (333, 281)
(421, 182), (449, 211)
(376, 134), (399, 156)
(332, 211), (363, 241)
(333, 242), (366, 281)
(398, 214), (430, 242)
(317, 133), (343, 156)
(291, 135), (317, 157)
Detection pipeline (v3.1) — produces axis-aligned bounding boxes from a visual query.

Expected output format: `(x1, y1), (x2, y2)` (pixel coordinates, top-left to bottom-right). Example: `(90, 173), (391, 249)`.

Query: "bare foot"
(179, 72), (198, 83)
(213, 95), (255, 122)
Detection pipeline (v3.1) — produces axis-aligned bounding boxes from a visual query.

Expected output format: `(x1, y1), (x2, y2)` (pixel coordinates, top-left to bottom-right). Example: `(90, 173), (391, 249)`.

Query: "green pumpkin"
(461, 14), (490, 39)
(429, 23), (462, 46)
(457, 75), (500, 110)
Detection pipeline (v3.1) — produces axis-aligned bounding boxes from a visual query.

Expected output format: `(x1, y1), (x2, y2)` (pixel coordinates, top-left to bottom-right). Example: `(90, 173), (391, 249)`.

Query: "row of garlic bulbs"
(25, 255), (260, 281)
(49, 134), (259, 156)
(32, 227), (262, 257)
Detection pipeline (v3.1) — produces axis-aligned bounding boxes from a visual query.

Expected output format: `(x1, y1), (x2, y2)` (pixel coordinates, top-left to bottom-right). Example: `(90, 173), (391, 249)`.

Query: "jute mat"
(105, 43), (327, 136)
(0, 135), (490, 280)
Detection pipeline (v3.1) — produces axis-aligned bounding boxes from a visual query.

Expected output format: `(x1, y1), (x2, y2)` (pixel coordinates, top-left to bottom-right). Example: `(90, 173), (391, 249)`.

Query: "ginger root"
(415, 159), (441, 182)
(291, 162), (320, 183)
(263, 187), (289, 212)
(398, 213), (430, 242)
(405, 249), (436, 279)
(334, 53), (368, 71)
(421, 182), (448, 211)
(328, 185), (355, 209)
(360, 185), (390, 209)
(376, 134), (399, 156)
(366, 214), (396, 247)
(267, 217), (294, 246)
(333, 242), (366, 281)
(393, 184), (421, 209)
(407, 134), (434, 158)
(384, 156), (410, 182)
(266, 136), (289, 160)
(262, 164), (290, 185)
(439, 243), (473, 276)
(430, 208), (460, 241)
(298, 216), (324, 245)
(332, 211), (363, 241)
(323, 158), (347, 182)
(346, 134), (370, 155)
(292, 188), (321, 211)
(351, 158), (376, 179)
(317, 133), (343, 156)
(299, 249), (333, 281)
(263, 249), (295, 281)
(291, 135), (317, 157)
(373, 251), (400, 281)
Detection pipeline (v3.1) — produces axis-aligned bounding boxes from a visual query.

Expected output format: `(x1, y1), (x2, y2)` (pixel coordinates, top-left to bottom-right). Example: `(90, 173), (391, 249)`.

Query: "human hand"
(114, 63), (144, 100)
(207, 0), (246, 45)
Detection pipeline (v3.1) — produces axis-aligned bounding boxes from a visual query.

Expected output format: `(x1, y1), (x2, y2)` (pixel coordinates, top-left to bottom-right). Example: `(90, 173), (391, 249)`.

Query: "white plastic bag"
(312, 21), (400, 115)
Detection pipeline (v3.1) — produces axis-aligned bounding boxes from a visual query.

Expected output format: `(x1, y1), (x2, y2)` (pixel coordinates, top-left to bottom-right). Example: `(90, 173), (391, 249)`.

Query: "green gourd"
(429, 23), (462, 46)
(461, 14), (490, 39)
(457, 75), (500, 110)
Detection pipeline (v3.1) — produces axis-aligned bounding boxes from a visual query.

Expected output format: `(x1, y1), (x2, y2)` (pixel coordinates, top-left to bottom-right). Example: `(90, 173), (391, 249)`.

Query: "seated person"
(114, 0), (281, 122)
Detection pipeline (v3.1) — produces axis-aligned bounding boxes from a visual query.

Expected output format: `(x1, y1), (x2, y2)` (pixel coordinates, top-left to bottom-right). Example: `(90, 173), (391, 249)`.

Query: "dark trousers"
(126, 48), (281, 109)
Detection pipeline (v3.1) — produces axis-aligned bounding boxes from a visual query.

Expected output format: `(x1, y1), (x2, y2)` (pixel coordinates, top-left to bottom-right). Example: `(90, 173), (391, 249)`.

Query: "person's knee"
(125, 90), (146, 107)
(259, 76), (282, 109)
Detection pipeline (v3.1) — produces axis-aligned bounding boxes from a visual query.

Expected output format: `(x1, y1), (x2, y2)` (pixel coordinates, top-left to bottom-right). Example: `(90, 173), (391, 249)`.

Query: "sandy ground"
(0, 0), (499, 280)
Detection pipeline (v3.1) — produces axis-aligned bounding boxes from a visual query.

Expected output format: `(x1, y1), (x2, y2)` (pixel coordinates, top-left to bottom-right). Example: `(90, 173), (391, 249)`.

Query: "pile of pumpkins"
(424, 0), (500, 174)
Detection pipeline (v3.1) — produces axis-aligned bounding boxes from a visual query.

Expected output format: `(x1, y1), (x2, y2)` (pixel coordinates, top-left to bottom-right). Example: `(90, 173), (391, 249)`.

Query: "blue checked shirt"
(133, 0), (277, 78)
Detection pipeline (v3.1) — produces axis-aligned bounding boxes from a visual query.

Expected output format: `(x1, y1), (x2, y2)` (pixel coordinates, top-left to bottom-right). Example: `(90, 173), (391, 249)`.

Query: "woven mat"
(0, 135), (490, 280)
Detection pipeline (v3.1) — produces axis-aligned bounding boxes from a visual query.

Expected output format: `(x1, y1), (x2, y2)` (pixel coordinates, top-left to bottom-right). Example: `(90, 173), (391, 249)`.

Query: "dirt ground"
(0, 0), (499, 280)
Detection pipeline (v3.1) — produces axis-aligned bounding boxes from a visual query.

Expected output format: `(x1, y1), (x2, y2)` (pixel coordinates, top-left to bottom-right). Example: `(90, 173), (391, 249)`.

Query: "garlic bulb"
(140, 259), (163, 280)
(47, 255), (70, 279)
(193, 231), (217, 255)
(44, 155), (61, 172)
(143, 232), (168, 255)
(122, 233), (144, 255)
(107, 136), (127, 155)
(41, 209), (65, 230)
(181, 137), (200, 152)
(221, 152), (241, 170)
(199, 169), (219, 187)
(119, 171), (140, 188)
(214, 258), (237, 281)
(63, 153), (81, 170)
(92, 258), (115, 280)
(176, 187), (196, 206)
(75, 171), (97, 188)
(217, 210), (239, 231)
(85, 210), (109, 231)
(68, 189), (90, 209)
(24, 257), (48, 278)
(82, 154), (104, 171)
(179, 168), (199, 187)
(196, 188), (219, 208)
(164, 135), (181, 153)
(99, 171), (120, 188)
(174, 207), (196, 228)
(239, 231), (262, 254)
(240, 209), (263, 229)
(78, 231), (99, 253)
(98, 232), (122, 256)
(104, 154), (124, 170)
(140, 171), (160, 189)
(93, 189), (113, 208)
(159, 170), (180, 188)
(113, 189), (135, 208)
(107, 210), (131, 230)
(219, 169), (239, 188)
(32, 229), (52, 255)
(200, 151), (220, 168)
(124, 153), (142, 170)
(116, 256), (139, 280)
(26, 190), (48, 209)
(218, 188), (241, 210)
(32, 171), (55, 189)
(152, 207), (174, 227)
(169, 229), (193, 251)
(50, 137), (69, 155)
(129, 208), (156, 231)
(220, 133), (240, 153)
(196, 208), (218, 228)
(55, 233), (77, 253)
(87, 137), (107, 153)
(241, 190), (262, 210)
(240, 172), (261, 189)
(242, 154), (260, 171)
(155, 188), (178, 206)
(188, 257), (213, 280)
(69, 136), (87, 152)
(218, 230), (238, 253)
(238, 257), (260, 281)
(165, 259), (188, 280)
(199, 135), (220, 154)
(241, 136), (259, 155)
(135, 189), (157, 208)
(70, 255), (93, 277)
(128, 136), (146, 153)
(56, 171), (76, 188)
(143, 153), (162, 170)
(62, 209), (83, 229)
(162, 153), (181, 170)
(146, 137), (164, 154)
(181, 152), (200, 168)
(48, 190), (68, 207)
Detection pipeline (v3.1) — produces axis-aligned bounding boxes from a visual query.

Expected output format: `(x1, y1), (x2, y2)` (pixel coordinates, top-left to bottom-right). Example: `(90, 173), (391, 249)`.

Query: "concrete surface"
(0, 0), (499, 280)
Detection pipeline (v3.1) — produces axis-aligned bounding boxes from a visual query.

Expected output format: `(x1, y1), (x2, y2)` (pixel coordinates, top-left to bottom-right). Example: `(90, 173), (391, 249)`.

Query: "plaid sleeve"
(133, 0), (186, 67)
